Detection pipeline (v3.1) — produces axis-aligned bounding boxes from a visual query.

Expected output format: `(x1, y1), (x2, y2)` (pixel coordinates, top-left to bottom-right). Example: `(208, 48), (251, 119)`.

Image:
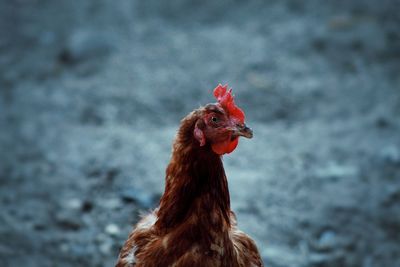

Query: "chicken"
(116, 84), (263, 267)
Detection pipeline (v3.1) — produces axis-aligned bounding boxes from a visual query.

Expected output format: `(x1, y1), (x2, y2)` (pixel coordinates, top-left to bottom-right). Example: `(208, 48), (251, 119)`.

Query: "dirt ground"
(0, 0), (399, 266)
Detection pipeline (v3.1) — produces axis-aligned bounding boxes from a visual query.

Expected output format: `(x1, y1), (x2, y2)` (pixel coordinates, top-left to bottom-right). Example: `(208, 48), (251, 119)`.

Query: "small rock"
(81, 200), (94, 213)
(58, 29), (114, 64)
(312, 38), (327, 51)
(68, 243), (93, 257)
(309, 251), (345, 267)
(120, 188), (156, 209)
(316, 230), (337, 251)
(64, 198), (93, 213)
(99, 240), (113, 255)
(328, 15), (355, 30)
(101, 198), (122, 209)
(55, 211), (82, 231)
(80, 106), (104, 126)
(33, 223), (47, 231)
(105, 223), (120, 237)
(380, 146), (400, 165)
(262, 245), (306, 267)
(363, 257), (373, 267)
(315, 162), (358, 180)
(59, 243), (69, 253)
(96, 233), (117, 256)
(95, 233), (108, 243)
(39, 31), (55, 45)
(375, 116), (390, 128)
(246, 72), (271, 89)
(382, 187), (400, 207)
(55, 218), (82, 231)
(64, 198), (83, 210)
(105, 168), (120, 182)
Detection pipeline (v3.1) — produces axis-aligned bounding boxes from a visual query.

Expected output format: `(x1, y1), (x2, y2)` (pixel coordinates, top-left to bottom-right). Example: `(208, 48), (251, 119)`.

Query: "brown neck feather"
(156, 111), (231, 231)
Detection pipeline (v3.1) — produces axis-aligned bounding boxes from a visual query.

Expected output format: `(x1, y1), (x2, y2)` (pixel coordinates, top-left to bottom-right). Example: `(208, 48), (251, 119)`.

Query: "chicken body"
(116, 88), (263, 267)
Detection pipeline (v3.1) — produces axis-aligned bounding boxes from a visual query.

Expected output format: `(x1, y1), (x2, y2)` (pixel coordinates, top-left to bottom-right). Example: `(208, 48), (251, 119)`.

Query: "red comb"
(213, 84), (245, 123)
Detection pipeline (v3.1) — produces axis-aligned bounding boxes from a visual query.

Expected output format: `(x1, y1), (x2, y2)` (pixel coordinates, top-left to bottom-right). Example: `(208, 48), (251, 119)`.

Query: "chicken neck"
(156, 113), (231, 236)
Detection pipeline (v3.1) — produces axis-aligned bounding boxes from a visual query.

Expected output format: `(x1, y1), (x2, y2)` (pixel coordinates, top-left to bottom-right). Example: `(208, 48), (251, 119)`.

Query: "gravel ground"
(1, 0), (399, 266)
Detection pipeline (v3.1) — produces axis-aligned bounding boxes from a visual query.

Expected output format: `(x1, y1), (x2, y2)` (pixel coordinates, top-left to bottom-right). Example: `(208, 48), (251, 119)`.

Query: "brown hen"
(116, 84), (263, 267)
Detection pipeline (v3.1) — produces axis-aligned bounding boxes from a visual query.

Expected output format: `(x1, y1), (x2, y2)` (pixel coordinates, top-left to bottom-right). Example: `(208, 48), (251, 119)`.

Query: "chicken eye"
(211, 117), (218, 122)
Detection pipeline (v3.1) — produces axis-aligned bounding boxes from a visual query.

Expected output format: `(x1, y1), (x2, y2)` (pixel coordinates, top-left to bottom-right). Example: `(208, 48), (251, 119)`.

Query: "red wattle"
(211, 138), (239, 155)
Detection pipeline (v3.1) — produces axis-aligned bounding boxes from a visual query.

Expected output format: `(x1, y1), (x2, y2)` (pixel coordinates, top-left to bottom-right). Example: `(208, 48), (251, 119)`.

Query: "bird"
(116, 84), (263, 267)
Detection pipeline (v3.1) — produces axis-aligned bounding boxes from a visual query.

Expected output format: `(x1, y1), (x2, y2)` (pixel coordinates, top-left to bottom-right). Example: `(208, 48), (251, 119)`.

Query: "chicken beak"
(234, 123), (253, 139)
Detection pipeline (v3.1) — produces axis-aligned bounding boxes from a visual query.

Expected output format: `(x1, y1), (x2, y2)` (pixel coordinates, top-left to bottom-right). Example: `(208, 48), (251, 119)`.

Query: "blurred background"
(0, 0), (399, 266)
